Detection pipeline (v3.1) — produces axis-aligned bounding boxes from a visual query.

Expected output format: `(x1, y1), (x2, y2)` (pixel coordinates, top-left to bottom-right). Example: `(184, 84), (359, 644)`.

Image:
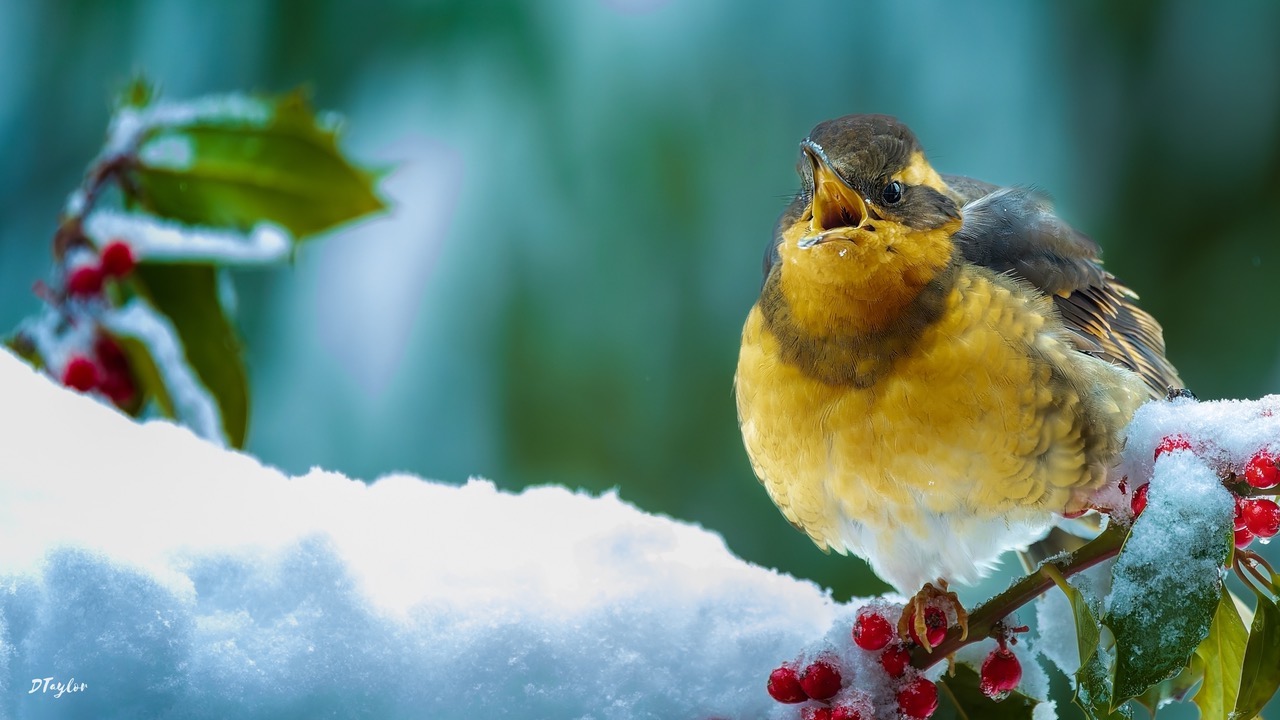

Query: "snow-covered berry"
(61, 356), (100, 392)
(67, 265), (104, 297)
(99, 240), (136, 278)
(830, 704), (866, 720)
(767, 664), (808, 703)
(1244, 450), (1280, 489)
(907, 606), (947, 648)
(801, 706), (833, 720)
(979, 647), (1022, 700)
(1235, 496), (1250, 531)
(853, 609), (894, 651)
(897, 678), (939, 720)
(1235, 527), (1254, 550)
(880, 643), (911, 678)
(1130, 484), (1149, 518)
(1154, 434), (1192, 460)
(799, 659), (842, 701)
(1241, 498), (1280, 539)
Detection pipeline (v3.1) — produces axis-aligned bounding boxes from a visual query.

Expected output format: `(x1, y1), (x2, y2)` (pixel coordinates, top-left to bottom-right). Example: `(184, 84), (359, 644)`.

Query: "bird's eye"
(881, 181), (904, 205)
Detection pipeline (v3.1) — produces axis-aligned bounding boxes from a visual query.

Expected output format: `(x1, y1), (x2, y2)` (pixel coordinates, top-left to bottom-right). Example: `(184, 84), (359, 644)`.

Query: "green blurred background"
(1, 0), (1278, 611)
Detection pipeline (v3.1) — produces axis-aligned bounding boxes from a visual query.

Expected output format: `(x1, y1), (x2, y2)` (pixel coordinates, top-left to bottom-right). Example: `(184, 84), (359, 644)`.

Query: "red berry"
(831, 705), (866, 720)
(99, 367), (137, 407)
(853, 610), (895, 651)
(94, 334), (128, 369)
(1235, 527), (1255, 550)
(801, 707), (833, 720)
(99, 240), (136, 278)
(1242, 498), (1280, 538)
(66, 265), (104, 297)
(1130, 484), (1149, 518)
(898, 678), (939, 720)
(880, 643), (911, 677)
(1154, 434), (1192, 460)
(799, 659), (842, 701)
(767, 665), (808, 704)
(92, 335), (136, 407)
(907, 606), (947, 648)
(979, 647), (1023, 699)
(1235, 496), (1250, 531)
(1244, 450), (1280, 489)
(61, 356), (100, 392)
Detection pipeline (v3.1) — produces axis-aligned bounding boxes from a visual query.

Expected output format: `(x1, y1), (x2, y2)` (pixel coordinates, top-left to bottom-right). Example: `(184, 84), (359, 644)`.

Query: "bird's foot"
(898, 579), (969, 653)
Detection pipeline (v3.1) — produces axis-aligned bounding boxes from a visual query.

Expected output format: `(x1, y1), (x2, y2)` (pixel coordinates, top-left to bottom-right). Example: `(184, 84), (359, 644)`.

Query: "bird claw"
(898, 579), (969, 653)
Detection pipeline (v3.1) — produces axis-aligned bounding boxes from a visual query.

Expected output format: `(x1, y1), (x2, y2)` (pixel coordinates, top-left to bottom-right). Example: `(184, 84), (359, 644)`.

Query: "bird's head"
(770, 114), (962, 334)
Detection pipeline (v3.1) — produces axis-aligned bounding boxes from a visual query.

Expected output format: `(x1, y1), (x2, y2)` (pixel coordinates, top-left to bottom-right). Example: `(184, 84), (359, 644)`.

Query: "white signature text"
(29, 677), (87, 698)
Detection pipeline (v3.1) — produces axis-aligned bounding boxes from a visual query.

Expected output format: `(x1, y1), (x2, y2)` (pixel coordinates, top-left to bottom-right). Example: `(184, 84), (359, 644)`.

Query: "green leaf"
(110, 332), (175, 418)
(1077, 649), (1133, 720)
(128, 91), (385, 239)
(1234, 593), (1280, 720)
(936, 663), (1041, 720)
(1044, 566), (1123, 719)
(1105, 475), (1232, 706)
(1049, 569), (1102, 672)
(132, 265), (248, 447)
(1134, 657), (1201, 717)
(3, 332), (44, 370)
(1190, 588), (1248, 720)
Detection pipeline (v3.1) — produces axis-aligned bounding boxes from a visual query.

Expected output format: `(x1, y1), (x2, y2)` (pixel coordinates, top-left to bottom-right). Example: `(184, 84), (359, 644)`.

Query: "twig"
(911, 522), (1128, 669)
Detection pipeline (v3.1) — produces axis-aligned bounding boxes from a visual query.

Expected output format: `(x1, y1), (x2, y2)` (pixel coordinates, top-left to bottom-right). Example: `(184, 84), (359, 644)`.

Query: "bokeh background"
(1, 0), (1278, 625)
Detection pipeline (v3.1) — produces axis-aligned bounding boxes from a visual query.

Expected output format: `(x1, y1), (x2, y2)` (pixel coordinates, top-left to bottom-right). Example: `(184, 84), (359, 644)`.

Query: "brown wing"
(947, 178), (1182, 397)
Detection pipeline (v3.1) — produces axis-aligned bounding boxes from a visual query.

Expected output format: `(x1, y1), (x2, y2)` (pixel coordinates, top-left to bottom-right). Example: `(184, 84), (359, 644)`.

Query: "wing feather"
(949, 180), (1181, 397)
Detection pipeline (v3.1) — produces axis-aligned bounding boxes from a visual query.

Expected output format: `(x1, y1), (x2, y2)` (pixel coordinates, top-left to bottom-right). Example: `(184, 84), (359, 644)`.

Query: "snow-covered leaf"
(100, 299), (225, 446)
(1189, 588), (1248, 720)
(1104, 453), (1233, 706)
(937, 664), (1042, 720)
(124, 91), (384, 239)
(130, 265), (246, 447)
(1077, 650), (1132, 720)
(83, 210), (292, 266)
(1235, 593), (1280, 720)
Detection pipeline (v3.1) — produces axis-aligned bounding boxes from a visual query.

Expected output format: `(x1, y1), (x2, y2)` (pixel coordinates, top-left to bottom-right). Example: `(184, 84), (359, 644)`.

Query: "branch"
(911, 522), (1128, 669)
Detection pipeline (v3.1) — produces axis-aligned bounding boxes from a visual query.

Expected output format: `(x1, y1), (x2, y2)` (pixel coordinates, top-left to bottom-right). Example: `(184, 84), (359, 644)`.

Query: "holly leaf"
(1189, 588), (1248, 720)
(109, 331), (175, 418)
(129, 265), (247, 447)
(1234, 592), (1280, 720)
(1104, 473), (1232, 706)
(1134, 656), (1201, 717)
(124, 91), (384, 240)
(100, 297), (229, 446)
(1077, 649), (1133, 720)
(936, 664), (1041, 720)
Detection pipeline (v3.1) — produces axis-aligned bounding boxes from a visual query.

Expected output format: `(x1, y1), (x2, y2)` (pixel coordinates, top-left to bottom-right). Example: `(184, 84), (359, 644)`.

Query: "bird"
(734, 114), (1180, 646)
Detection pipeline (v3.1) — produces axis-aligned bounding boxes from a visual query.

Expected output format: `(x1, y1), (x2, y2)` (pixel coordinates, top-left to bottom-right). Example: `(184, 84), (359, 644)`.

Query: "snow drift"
(0, 349), (835, 719)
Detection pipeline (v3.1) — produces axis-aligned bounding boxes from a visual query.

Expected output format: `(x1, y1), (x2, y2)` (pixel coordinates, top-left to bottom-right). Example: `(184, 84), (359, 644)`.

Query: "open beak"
(799, 140), (869, 248)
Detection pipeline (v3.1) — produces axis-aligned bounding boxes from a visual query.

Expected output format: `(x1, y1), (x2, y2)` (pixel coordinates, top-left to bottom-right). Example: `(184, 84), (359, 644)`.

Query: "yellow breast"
(735, 266), (1146, 590)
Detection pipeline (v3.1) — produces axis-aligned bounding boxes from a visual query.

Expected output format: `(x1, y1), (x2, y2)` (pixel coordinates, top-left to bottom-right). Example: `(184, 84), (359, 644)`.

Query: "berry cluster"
(1132, 435), (1279, 550)
(65, 240), (136, 299)
(1234, 450), (1279, 548)
(61, 333), (138, 409)
(767, 604), (1014, 720)
(50, 239), (140, 409)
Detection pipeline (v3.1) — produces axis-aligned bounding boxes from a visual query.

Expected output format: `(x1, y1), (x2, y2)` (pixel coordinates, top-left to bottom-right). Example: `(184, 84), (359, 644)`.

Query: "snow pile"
(0, 349), (836, 719)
